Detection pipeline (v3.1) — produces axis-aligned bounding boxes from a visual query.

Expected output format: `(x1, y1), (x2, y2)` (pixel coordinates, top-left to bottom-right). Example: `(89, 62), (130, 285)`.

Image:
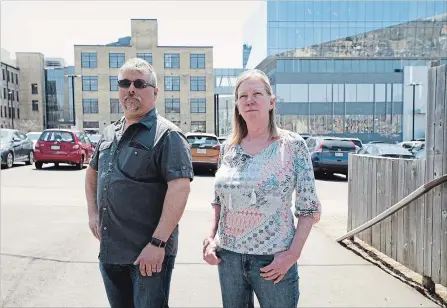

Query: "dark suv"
(306, 137), (357, 178)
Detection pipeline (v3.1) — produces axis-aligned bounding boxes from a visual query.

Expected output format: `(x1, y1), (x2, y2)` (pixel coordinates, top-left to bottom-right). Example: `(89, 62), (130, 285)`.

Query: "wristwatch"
(150, 237), (166, 248)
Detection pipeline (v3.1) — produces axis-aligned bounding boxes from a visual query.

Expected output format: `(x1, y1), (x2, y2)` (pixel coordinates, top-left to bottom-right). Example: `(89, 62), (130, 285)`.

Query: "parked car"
(300, 133), (311, 140)
(357, 143), (414, 159)
(218, 136), (227, 144)
(34, 129), (94, 170)
(341, 137), (363, 149)
(26, 131), (42, 150)
(414, 148), (426, 159)
(88, 134), (102, 149)
(186, 132), (220, 173)
(397, 141), (424, 154)
(0, 129), (35, 168)
(305, 137), (357, 178)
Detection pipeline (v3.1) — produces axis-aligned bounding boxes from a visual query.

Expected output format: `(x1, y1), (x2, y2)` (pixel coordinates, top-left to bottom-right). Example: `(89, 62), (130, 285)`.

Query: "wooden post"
(425, 63), (447, 285)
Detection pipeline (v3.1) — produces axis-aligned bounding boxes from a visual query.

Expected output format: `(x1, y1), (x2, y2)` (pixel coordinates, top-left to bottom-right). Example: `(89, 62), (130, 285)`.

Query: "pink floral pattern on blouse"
(212, 131), (321, 255)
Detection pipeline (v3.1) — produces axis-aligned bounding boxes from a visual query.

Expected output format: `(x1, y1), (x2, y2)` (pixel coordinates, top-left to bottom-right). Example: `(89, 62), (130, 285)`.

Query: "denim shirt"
(90, 108), (194, 264)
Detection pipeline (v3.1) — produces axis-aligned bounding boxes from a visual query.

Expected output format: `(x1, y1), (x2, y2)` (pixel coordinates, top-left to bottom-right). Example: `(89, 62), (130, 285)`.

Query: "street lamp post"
(64, 74), (81, 127)
(407, 82), (422, 141)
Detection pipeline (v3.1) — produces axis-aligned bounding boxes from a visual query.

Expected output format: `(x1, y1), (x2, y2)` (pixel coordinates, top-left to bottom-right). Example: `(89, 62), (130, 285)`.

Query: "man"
(85, 58), (193, 307)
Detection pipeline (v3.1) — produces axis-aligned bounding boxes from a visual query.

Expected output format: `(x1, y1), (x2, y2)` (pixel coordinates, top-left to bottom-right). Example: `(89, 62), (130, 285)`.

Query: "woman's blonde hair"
(228, 69), (279, 145)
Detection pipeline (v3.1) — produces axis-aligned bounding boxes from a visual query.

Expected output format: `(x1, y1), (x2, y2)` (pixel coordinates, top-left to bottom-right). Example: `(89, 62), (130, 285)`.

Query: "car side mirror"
(12, 137), (21, 142)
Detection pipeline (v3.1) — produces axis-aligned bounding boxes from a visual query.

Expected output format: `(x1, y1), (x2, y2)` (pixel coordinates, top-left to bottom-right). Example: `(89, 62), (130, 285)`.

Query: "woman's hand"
(260, 250), (299, 284)
(202, 237), (221, 265)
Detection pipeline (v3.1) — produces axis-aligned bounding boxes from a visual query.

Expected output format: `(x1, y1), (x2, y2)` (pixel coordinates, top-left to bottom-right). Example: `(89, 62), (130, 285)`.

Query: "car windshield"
(187, 136), (219, 145)
(26, 133), (41, 141)
(88, 134), (101, 142)
(39, 131), (75, 142)
(322, 140), (355, 151)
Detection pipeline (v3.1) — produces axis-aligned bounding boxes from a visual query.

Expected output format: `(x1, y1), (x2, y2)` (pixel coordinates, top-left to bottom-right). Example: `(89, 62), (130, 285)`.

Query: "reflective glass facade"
(45, 68), (65, 128)
(275, 81), (403, 142)
(244, 0), (447, 142)
(214, 68), (244, 136)
(267, 0), (447, 58)
(214, 68), (244, 95)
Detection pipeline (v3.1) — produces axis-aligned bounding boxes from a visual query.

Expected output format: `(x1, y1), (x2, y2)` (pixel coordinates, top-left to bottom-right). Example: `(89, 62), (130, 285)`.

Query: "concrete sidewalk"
(169, 210), (439, 307)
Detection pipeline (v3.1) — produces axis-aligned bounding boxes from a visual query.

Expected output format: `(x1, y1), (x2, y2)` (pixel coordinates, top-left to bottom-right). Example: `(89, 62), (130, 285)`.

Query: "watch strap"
(150, 237), (166, 248)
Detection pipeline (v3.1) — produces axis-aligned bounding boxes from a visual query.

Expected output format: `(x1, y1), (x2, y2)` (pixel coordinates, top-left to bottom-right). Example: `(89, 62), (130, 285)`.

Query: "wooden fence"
(347, 63), (447, 286)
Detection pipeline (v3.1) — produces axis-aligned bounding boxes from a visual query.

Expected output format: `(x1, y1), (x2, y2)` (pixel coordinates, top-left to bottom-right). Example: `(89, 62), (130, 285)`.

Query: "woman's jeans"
(99, 256), (175, 308)
(217, 249), (299, 308)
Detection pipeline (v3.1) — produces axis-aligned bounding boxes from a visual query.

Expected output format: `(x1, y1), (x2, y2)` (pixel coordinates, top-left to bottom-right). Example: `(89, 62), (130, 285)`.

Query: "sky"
(1, 0), (262, 68)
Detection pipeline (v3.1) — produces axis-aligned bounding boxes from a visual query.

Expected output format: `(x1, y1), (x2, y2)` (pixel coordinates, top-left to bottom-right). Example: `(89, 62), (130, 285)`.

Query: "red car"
(34, 129), (95, 170)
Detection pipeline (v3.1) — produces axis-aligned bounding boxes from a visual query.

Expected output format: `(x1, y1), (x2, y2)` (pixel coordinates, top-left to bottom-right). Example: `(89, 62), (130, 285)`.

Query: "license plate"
(51, 145), (60, 150)
(197, 149), (207, 154)
(334, 152), (343, 157)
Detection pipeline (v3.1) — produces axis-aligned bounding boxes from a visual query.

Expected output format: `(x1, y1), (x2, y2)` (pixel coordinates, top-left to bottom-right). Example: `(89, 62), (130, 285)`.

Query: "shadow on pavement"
(31, 164), (86, 171)
(193, 167), (215, 178)
(315, 173), (348, 182)
(1, 163), (29, 170)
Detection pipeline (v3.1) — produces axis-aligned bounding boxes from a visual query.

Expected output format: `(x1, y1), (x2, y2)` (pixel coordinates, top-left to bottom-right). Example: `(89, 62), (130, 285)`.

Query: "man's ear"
(154, 87), (159, 96)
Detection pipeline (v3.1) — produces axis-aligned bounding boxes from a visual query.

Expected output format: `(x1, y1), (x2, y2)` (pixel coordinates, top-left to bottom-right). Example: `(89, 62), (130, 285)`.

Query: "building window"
(165, 98), (180, 113)
(10, 73), (14, 84)
(3, 88), (6, 99)
(15, 73), (18, 84)
(190, 76), (206, 91)
(109, 53), (125, 68)
(110, 99), (123, 114)
(82, 98), (99, 114)
(172, 120), (180, 127)
(164, 53), (180, 69)
(190, 98), (206, 113)
(190, 54), (205, 69)
(81, 52), (97, 68)
(17, 108), (20, 119)
(31, 83), (38, 94)
(10, 91), (14, 101)
(82, 76), (98, 91)
(32, 100), (38, 111)
(2, 69), (4, 80)
(137, 53), (153, 64)
(191, 121), (206, 133)
(110, 76), (118, 91)
(164, 76), (180, 91)
(83, 121), (99, 129)
(16, 91), (19, 102)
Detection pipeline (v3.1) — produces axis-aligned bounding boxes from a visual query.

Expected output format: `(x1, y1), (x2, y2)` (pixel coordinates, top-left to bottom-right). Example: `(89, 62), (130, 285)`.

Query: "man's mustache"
(124, 95), (141, 101)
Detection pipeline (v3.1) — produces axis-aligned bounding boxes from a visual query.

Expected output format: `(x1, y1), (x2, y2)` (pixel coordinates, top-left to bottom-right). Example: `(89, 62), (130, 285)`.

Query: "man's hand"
(202, 237), (221, 265)
(88, 212), (100, 240)
(134, 244), (165, 276)
(260, 250), (299, 284)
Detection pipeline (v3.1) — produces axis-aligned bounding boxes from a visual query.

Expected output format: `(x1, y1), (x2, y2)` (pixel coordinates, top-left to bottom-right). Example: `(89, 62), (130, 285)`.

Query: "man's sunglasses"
(117, 79), (155, 89)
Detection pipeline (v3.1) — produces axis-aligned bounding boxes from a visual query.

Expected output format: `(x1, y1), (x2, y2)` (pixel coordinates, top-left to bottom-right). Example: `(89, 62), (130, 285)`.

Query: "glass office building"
(214, 68), (244, 136)
(45, 68), (66, 128)
(45, 64), (75, 128)
(244, 0), (447, 142)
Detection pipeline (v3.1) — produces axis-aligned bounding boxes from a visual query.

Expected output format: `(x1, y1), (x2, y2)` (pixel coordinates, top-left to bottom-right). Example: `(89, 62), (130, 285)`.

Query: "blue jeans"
(99, 256), (175, 308)
(217, 249), (299, 308)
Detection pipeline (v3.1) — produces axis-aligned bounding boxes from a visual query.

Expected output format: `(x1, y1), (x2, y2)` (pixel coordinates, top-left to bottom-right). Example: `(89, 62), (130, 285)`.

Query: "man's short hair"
(118, 58), (157, 88)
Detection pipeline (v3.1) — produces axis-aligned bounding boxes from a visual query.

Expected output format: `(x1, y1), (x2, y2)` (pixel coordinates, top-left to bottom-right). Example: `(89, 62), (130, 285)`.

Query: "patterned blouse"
(212, 130), (321, 255)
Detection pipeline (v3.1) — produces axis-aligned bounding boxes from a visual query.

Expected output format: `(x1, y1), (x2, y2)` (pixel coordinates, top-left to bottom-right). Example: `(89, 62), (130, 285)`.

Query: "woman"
(202, 69), (321, 308)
